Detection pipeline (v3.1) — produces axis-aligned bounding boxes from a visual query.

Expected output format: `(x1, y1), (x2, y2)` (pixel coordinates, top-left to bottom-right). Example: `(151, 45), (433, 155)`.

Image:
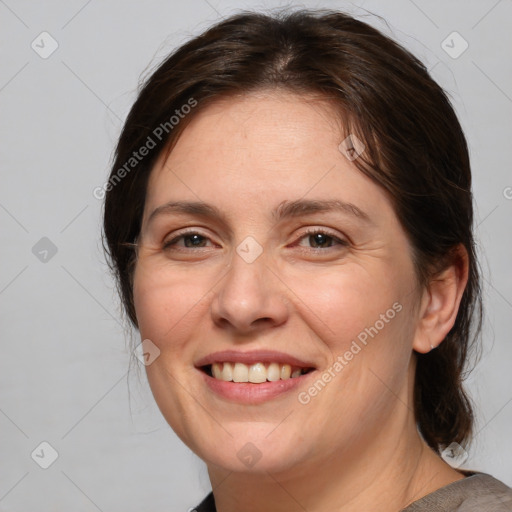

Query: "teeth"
(212, 363), (222, 379)
(267, 362), (281, 381)
(233, 362), (248, 382)
(208, 362), (310, 383)
(221, 362), (233, 381)
(248, 362), (267, 383)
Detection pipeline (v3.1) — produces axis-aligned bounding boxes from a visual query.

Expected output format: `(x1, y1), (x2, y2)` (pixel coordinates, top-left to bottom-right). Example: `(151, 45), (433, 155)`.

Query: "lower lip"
(200, 370), (315, 404)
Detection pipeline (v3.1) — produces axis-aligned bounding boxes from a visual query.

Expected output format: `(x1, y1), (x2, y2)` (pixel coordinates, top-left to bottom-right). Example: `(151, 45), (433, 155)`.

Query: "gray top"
(195, 473), (512, 511)
(402, 473), (512, 511)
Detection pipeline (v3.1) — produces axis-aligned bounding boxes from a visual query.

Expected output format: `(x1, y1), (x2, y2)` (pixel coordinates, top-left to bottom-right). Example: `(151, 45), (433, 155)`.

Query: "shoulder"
(403, 472), (512, 511)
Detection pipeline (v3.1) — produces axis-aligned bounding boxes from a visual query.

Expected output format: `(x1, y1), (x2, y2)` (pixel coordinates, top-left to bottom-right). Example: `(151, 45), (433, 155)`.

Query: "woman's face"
(133, 91), (423, 474)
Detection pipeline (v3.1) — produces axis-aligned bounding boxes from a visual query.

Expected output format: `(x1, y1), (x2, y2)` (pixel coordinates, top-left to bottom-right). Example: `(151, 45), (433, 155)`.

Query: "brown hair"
(102, 9), (482, 453)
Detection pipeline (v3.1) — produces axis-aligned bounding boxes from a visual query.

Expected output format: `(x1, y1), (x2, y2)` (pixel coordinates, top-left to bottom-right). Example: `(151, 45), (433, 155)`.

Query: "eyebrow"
(273, 198), (372, 223)
(146, 198), (372, 227)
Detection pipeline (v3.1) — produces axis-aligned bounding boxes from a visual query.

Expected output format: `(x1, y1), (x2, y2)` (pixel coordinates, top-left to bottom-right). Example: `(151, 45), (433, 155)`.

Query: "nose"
(210, 249), (289, 334)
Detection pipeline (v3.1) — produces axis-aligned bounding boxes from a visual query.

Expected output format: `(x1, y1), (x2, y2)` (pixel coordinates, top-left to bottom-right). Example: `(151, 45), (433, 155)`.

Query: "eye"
(295, 229), (348, 250)
(161, 228), (347, 253)
(162, 230), (215, 250)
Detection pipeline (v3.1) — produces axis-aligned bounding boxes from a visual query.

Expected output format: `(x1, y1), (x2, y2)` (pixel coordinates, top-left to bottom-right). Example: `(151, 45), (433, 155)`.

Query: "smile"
(203, 361), (314, 383)
(195, 350), (318, 404)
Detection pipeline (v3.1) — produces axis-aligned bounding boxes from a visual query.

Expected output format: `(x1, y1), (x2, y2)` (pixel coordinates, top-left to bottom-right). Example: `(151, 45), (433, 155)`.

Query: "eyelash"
(162, 228), (348, 252)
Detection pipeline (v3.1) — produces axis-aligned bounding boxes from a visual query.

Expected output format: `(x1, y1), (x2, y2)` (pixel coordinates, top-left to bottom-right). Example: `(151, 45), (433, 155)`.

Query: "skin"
(132, 90), (469, 512)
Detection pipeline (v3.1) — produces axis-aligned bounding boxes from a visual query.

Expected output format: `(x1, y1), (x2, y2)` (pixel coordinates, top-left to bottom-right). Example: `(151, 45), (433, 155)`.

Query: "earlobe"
(412, 244), (469, 354)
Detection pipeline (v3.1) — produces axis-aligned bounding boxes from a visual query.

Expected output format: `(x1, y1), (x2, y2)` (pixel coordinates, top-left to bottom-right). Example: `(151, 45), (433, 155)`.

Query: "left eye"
(296, 230), (347, 249)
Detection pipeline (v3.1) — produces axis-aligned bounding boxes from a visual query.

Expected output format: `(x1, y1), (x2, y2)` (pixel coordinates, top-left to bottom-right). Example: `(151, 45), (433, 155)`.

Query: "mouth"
(194, 350), (318, 404)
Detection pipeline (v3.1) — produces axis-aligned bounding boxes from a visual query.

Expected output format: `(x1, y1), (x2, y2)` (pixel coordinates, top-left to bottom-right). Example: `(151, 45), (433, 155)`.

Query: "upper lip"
(195, 350), (316, 369)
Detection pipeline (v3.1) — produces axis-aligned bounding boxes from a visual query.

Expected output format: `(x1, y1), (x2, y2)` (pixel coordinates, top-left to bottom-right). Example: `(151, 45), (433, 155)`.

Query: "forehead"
(143, 91), (392, 225)
(158, 91), (342, 167)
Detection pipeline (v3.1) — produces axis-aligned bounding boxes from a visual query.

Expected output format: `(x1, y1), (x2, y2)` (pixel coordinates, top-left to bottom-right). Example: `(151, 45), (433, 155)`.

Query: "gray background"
(1, 0), (511, 510)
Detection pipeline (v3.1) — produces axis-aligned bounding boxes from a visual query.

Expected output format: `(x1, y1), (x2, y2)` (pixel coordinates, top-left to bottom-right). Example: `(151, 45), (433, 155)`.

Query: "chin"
(189, 424), (310, 475)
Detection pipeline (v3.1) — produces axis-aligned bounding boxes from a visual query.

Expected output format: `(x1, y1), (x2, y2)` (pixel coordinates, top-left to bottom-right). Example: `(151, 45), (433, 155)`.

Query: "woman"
(102, 9), (512, 511)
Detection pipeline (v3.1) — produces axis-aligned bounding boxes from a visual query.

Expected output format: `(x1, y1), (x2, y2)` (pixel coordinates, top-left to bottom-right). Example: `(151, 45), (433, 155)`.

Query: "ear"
(412, 244), (469, 354)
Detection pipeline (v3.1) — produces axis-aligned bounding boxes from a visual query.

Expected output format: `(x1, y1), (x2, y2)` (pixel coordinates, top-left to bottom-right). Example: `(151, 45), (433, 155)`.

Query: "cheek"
(283, 262), (406, 356)
(292, 271), (414, 435)
(132, 262), (213, 352)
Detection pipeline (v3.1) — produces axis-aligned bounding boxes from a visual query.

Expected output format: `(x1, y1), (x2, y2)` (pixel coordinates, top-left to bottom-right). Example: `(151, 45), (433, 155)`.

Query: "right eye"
(163, 231), (215, 250)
